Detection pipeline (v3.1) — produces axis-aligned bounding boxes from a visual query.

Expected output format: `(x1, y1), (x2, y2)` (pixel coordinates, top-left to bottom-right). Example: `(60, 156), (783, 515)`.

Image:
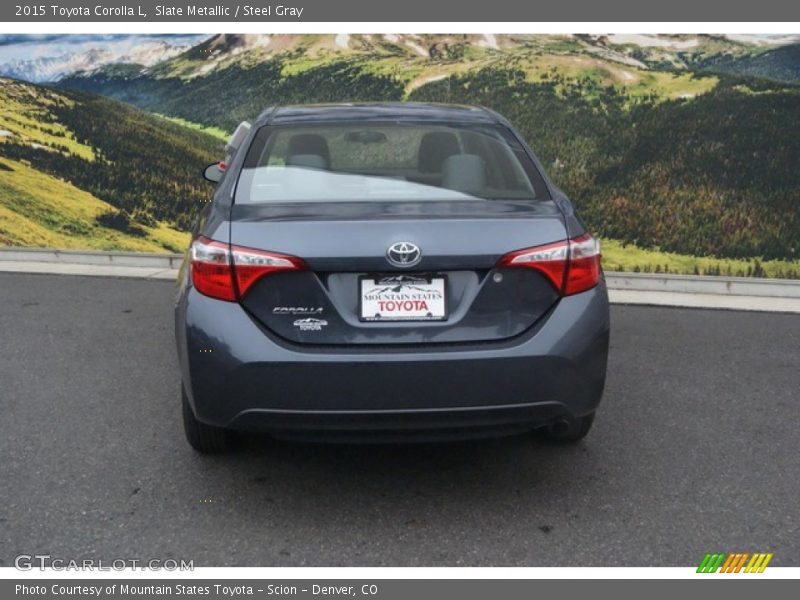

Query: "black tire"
(542, 412), (595, 443)
(182, 386), (231, 453)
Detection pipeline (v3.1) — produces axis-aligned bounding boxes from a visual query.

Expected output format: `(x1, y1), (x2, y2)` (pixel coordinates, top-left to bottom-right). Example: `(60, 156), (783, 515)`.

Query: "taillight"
(498, 233), (601, 296)
(190, 237), (236, 301)
(230, 244), (306, 297)
(190, 236), (305, 302)
(564, 233), (602, 296)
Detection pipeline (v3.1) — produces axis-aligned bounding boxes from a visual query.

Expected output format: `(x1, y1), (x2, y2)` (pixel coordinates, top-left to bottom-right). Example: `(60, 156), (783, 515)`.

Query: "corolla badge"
(386, 242), (421, 268)
(273, 306), (324, 315)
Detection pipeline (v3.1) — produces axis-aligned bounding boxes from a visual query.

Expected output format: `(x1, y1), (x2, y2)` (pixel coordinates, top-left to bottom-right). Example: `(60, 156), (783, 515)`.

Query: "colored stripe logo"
(697, 553), (773, 573)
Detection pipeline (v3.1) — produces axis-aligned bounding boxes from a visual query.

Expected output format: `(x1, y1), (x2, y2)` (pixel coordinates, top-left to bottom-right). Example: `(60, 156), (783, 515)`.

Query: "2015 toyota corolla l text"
(175, 103), (609, 453)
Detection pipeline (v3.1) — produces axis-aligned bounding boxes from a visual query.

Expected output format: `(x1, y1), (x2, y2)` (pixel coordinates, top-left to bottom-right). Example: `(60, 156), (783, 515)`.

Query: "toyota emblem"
(386, 242), (421, 268)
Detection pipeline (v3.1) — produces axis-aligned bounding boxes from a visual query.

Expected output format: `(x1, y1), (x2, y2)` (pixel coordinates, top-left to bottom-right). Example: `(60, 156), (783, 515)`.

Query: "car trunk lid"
(231, 200), (566, 345)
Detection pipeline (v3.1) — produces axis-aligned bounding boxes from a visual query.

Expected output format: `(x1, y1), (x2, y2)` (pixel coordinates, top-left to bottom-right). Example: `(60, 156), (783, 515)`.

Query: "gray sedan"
(176, 103), (609, 452)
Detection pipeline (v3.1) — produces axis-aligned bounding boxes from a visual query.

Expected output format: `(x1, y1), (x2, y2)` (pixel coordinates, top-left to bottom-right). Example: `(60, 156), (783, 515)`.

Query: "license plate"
(359, 275), (447, 322)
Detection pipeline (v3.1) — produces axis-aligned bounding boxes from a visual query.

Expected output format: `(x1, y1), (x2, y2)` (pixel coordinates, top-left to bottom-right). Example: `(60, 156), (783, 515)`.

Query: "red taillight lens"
(498, 238), (569, 291)
(564, 233), (602, 296)
(190, 237), (236, 301)
(190, 236), (305, 302)
(230, 245), (306, 297)
(498, 233), (601, 296)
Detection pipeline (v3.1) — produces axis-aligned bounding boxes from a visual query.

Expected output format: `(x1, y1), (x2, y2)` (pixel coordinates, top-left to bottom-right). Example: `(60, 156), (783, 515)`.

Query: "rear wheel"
(542, 412), (595, 443)
(182, 386), (231, 453)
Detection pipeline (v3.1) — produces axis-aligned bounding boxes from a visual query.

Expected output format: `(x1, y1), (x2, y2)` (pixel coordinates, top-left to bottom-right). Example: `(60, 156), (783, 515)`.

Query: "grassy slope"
(0, 81), (94, 160)
(0, 157), (188, 252)
(153, 113), (229, 140)
(0, 77), (222, 252)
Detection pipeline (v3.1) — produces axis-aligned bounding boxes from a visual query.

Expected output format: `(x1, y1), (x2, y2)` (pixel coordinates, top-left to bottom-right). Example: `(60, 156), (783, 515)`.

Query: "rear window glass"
(235, 123), (550, 204)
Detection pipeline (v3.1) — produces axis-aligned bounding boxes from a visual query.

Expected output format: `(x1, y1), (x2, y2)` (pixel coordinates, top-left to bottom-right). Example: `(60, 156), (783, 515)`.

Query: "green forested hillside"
(0, 78), (222, 250)
(411, 71), (800, 261)
(690, 44), (800, 84)
(59, 37), (800, 264)
(3, 34), (799, 275)
(63, 59), (407, 132)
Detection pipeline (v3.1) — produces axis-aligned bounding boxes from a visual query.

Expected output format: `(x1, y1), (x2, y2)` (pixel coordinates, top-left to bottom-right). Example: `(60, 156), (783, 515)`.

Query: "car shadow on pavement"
(187, 431), (603, 508)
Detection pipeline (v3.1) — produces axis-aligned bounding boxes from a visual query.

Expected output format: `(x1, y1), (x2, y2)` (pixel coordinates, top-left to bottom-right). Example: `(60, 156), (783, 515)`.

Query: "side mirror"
(203, 161), (226, 183)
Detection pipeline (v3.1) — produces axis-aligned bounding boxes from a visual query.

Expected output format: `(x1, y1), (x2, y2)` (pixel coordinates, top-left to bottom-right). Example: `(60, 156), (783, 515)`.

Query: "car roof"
(256, 102), (504, 126)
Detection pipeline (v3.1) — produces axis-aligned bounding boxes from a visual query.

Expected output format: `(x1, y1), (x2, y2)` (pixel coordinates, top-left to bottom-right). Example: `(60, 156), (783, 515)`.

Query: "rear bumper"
(176, 281), (610, 439)
(229, 402), (573, 443)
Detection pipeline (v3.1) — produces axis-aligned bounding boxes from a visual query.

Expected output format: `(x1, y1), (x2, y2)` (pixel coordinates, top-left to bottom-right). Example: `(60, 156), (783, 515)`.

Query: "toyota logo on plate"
(386, 242), (421, 268)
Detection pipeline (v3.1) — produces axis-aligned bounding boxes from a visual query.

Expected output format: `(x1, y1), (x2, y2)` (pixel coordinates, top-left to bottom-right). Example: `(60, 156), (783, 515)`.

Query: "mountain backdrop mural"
(1, 33), (798, 277)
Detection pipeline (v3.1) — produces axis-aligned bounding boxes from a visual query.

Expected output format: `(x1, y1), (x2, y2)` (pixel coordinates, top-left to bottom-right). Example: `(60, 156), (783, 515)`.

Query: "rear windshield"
(235, 123), (550, 204)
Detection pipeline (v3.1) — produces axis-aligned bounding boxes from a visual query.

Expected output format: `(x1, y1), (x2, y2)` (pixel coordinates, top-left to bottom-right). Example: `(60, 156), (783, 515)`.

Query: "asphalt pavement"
(0, 272), (798, 567)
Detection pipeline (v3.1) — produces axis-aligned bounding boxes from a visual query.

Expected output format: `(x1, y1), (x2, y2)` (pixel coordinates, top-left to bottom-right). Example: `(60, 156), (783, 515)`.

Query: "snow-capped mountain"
(5, 33), (797, 84)
(0, 39), (197, 82)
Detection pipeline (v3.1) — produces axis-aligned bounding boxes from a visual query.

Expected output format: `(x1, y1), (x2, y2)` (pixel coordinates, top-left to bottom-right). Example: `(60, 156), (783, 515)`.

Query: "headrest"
(286, 154), (328, 170)
(441, 154), (486, 195)
(287, 134), (330, 168)
(418, 131), (460, 174)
